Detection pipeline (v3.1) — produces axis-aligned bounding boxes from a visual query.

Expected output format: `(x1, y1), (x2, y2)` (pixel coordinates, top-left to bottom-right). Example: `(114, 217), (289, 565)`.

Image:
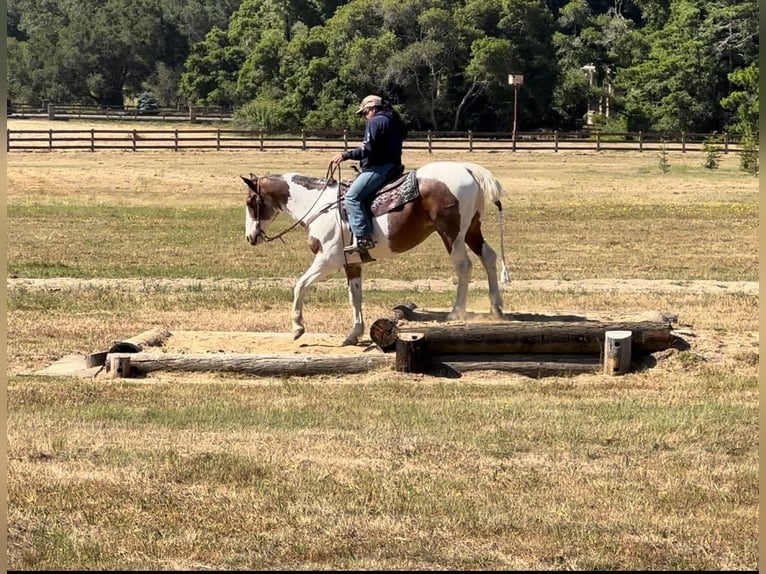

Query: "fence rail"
(6, 127), (744, 153)
(8, 102), (232, 122)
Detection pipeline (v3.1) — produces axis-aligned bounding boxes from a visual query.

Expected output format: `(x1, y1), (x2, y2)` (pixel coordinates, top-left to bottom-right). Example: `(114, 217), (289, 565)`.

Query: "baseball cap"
(356, 95), (383, 115)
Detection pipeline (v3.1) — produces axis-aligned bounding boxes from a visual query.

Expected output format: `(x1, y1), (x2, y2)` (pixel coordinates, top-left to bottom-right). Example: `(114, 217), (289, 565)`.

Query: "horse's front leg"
(342, 263), (365, 346)
(292, 257), (336, 340)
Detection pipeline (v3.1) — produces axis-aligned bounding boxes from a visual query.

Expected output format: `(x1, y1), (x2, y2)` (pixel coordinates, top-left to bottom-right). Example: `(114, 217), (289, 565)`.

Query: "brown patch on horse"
(344, 263), (362, 281)
(245, 176), (291, 221)
(262, 177), (291, 210)
(386, 178), (461, 253)
(307, 235), (322, 255)
(464, 212), (486, 256)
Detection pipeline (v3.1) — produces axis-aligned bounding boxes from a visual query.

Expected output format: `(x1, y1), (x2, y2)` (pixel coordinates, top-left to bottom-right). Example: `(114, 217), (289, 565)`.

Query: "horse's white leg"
(292, 258), (336, 340)
(447, 238), (472, 321)
(478, 243), (504, 318)
(464, 217), (504, 319)
(342, 264), (365, 346)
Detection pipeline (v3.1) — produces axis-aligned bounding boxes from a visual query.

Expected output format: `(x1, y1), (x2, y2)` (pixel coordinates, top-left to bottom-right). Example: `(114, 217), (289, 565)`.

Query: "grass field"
(5, 121), (759, 570)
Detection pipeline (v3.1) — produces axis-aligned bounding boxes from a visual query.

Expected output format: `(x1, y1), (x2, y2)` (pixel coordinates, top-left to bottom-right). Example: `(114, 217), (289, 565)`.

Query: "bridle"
(247, 163), (341, 243)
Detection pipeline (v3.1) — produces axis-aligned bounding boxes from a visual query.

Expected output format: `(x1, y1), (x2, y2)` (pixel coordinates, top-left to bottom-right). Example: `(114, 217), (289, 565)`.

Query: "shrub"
(702, 135), (723, 169)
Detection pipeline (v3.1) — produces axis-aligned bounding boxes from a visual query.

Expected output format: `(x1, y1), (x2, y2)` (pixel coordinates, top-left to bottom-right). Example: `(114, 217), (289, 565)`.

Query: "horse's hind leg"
(465, 216), (504, 318)
(445, 236), (472, 321)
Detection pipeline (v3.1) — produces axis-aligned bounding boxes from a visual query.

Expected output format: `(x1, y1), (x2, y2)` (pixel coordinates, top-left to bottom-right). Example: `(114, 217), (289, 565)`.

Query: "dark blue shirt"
(342, 110), (405, 169)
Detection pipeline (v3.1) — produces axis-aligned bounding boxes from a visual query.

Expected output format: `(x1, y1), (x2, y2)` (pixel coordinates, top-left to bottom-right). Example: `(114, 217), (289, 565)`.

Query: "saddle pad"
(369, 170), (420, 217)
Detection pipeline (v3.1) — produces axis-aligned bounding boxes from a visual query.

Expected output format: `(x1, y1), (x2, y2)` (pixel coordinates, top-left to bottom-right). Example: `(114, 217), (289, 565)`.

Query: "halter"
(249, 163), (340, 243)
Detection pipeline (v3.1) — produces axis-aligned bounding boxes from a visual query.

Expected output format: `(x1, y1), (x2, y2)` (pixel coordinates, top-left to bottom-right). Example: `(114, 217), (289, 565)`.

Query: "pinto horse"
(242, 161), (510, 345)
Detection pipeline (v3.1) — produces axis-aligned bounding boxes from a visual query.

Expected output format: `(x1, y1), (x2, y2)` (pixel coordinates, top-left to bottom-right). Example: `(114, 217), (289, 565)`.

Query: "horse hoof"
(341, 337), (358, 346)
(293, 327), (305, 340)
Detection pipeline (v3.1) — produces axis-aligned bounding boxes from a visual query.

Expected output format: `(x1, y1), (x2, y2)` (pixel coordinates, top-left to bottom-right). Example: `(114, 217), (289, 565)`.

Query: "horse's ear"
(241, 175), (257, 191)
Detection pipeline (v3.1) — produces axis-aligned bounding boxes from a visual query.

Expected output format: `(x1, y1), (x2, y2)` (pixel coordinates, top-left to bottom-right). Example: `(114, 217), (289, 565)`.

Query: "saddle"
(339, 164), (420, 219)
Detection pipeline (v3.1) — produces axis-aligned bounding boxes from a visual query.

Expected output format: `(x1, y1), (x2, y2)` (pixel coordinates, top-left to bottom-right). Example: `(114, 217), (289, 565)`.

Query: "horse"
(242, 161), (511, 346)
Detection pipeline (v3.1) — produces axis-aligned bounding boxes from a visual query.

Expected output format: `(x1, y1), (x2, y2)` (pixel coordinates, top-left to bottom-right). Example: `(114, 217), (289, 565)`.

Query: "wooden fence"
(6, 127), (743, 153)
(8, 102), (232, 122)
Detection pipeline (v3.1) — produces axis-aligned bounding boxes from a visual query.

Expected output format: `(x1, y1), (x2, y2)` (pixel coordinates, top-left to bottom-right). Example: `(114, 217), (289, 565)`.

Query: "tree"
(9, 0), (187, 106)
(180, 27), (246, 106)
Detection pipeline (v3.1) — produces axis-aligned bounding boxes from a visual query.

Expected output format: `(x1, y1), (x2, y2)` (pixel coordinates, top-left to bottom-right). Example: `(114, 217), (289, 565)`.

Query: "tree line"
(7, 0), (759, 139)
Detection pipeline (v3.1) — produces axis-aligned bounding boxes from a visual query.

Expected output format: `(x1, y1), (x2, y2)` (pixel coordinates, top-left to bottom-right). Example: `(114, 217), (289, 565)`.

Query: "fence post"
(7, 129), (10, 152)
(596, 131), (601, 151)
(90, 128), (95, 152)
(468, 130), (473, 152)
(681, 131), (686, 153)
(216, 128), (221, 151)
(49, 129), (53, 150)
(259, 129), (264, 151)
(554, 130), (559, 152)
(343, 129), (348, 150)
(427, 130), (433, 153)
(47, 103), (55, 121)
(301, 130), (306, 150)
(724, 133), (729, 154)
(174, 129), (178, 152)
(638, 131), (643, 152)
(132, 129), (137, 151)
(189, 105), (197, 124)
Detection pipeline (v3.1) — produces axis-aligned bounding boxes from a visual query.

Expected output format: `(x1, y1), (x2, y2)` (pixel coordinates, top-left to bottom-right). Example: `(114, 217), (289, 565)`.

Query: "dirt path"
(6, 276), (759, 295)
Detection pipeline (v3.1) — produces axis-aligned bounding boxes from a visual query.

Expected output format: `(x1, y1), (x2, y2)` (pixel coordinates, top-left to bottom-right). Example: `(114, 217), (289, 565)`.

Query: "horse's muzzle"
(246, 225), (266, 245)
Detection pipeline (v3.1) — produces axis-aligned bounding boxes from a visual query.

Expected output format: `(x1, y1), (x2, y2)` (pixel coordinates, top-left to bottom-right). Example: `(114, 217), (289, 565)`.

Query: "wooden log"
(85, 351), (108, 368)
(369, 303), (418, 352)
(430, 354), (601, 378)
(395, 321), (671, 355)
(109, 327), (172, 353)
(104, 352), (393, 376)
(603, 330), (633, 375)
(109, 355), (131, 378)
(395, 333), (426, 373)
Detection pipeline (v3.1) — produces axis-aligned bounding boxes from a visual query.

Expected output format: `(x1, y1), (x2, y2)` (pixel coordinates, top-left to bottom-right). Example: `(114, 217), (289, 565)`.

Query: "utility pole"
(508, 74), (524, 149)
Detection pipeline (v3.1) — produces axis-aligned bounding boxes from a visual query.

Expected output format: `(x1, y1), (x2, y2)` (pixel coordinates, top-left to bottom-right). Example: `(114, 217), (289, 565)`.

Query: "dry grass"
(6, 125), (759, 570)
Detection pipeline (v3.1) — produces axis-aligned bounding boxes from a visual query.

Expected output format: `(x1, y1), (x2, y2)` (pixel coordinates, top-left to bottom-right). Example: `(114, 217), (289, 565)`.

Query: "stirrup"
(344, 236), (375, 253)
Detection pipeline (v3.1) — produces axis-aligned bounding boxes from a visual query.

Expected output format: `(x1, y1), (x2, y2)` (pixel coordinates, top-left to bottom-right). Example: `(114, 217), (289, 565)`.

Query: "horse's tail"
(462, 162), (511, 284)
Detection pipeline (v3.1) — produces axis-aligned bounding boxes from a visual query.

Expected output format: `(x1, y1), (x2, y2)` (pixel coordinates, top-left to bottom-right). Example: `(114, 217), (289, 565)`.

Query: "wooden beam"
(390, 321), (671, 355)
(430, 354), (601, 378)
(395, 333), (426, 373)
(603, 330), (633, 375)
(105, 352), (393, 377)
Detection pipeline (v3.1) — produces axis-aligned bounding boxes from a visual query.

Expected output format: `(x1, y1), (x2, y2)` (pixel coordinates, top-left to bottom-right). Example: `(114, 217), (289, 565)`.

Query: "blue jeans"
(344, 163), (396, 237)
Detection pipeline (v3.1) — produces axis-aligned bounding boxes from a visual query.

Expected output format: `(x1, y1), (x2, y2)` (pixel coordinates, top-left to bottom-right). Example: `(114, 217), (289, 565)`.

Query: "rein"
(253, 162), (341, 243)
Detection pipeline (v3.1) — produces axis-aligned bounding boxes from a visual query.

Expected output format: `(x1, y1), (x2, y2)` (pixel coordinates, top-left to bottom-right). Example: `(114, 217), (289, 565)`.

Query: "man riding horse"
(330, 95), (408, 255)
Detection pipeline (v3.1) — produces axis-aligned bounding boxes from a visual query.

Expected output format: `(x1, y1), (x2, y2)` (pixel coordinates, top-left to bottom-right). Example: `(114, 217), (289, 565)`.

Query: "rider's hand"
(331, 153), (345, 166)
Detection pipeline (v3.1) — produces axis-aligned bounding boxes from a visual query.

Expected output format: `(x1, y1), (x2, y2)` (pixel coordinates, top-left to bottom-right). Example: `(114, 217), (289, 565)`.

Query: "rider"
(331, 94), (407, 254)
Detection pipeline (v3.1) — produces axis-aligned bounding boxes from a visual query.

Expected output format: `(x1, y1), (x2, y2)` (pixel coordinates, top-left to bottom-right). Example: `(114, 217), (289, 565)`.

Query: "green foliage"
(658, 140), (670, 173)
(6, 0), (759, 134)
(136, 91), (159, 114)
(721, 62), (759, 139)
(737, 133), (759, 176)
(702, 135), (723, 170)
(233, 86), (298, 131)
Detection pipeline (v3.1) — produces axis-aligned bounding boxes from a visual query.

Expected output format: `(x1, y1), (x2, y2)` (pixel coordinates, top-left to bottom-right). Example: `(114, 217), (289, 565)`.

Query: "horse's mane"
(290, 174), (337, 191)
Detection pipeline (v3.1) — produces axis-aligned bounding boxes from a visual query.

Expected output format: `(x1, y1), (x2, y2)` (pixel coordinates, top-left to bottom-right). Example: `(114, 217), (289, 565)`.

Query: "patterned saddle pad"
(340, 170), (420, 219)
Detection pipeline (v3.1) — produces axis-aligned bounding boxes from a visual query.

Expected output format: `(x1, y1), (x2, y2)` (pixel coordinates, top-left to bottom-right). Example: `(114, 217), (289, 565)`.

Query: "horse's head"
(242, 174), (287, 245)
